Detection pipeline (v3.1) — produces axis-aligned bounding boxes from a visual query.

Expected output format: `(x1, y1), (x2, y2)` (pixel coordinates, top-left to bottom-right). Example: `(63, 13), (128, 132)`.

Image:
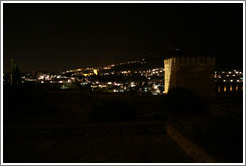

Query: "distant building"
(164, 55), (216, 97)
(93, 69), (98, 75)
(10, 59), (21, 85)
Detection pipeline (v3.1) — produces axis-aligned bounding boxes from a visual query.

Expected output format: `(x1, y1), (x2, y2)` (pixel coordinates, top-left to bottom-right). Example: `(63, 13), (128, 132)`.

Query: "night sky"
(3, 3), (243, 73)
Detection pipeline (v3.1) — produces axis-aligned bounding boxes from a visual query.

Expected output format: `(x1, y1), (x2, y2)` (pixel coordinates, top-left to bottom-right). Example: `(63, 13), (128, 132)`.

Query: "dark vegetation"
(3, 85), (163, 127)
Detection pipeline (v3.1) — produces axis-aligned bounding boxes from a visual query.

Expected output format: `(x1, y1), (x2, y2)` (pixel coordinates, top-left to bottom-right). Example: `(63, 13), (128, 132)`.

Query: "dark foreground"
(3, 86), (243, 163)
(5, 131), (193, 163)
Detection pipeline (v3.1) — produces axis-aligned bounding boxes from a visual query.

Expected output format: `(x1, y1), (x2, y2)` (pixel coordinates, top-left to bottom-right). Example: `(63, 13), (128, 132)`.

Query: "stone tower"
(164, 55), (216, 97)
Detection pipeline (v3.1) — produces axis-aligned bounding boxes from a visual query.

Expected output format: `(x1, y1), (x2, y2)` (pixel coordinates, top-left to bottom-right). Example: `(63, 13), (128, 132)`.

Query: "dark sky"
(3, 3), (243, 72)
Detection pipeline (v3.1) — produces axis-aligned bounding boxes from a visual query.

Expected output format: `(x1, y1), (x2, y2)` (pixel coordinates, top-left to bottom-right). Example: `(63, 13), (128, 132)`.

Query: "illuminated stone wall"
(164, 58), (175, 94)
(164, 56), (216, 97)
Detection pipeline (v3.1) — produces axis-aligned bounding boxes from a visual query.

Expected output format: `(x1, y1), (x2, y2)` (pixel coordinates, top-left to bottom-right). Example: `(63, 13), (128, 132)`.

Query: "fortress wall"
(164, 56), (216, 97)
(164, 58), (175, 94)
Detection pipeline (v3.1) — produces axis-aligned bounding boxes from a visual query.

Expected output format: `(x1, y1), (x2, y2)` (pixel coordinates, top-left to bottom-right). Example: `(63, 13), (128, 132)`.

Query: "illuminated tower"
(164, 56), (216, 97)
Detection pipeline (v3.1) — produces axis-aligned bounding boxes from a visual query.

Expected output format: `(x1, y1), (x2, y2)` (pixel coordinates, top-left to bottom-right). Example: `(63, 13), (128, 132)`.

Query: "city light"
(5, 58), (242, 96)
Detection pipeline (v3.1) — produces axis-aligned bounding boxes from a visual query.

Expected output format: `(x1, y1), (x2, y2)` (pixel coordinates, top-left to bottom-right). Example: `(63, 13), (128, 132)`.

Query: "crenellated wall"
(164, 56), (216, 97)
